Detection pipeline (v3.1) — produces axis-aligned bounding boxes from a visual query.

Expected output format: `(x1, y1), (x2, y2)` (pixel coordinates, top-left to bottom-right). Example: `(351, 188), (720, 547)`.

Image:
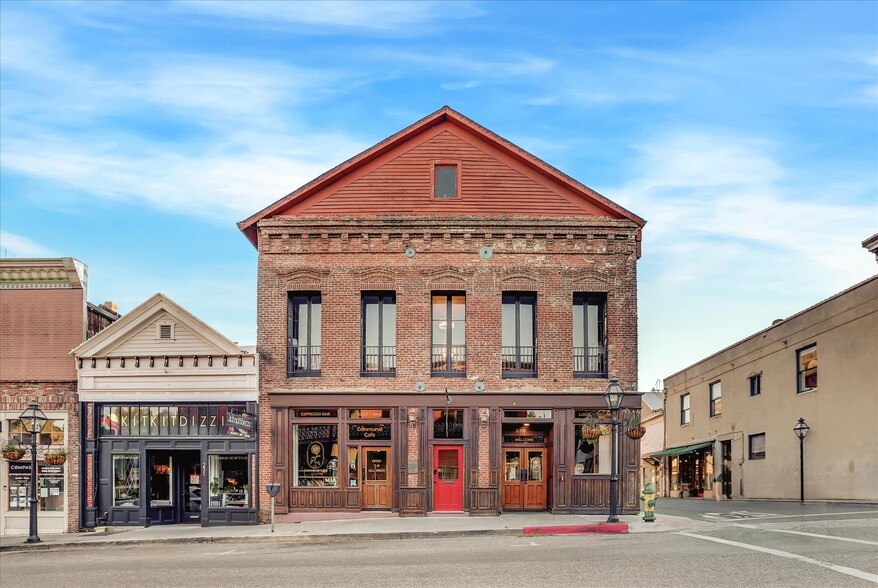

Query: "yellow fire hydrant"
(641, 482), (657, 522)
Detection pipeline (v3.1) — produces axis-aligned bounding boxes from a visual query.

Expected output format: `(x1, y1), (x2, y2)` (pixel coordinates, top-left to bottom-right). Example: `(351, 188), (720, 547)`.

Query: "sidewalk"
(0, 512), (691, 552)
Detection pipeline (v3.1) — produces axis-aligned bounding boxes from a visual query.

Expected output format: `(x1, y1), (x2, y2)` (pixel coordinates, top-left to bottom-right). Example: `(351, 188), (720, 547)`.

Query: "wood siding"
(295, 127), (607, 217)
(113, 311), (224, 356)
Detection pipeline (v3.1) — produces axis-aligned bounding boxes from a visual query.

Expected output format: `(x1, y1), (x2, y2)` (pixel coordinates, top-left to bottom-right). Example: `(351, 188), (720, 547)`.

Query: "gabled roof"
(71, 292), (251, 358)
(237, 106), (645, 248)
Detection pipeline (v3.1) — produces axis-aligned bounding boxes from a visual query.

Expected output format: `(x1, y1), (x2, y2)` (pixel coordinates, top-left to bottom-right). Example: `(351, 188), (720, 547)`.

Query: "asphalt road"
(2, 502), (876, 588)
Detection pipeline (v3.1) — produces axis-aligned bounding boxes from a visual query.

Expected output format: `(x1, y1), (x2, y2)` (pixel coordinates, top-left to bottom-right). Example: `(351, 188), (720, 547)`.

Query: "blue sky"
(1, 1), (876, 391)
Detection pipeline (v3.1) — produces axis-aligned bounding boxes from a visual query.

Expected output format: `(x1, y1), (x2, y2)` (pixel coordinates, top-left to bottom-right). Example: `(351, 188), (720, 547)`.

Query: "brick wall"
(0, 289), (84, 381)
(254, 215), (639, 513)
(0, 381), (80, 532)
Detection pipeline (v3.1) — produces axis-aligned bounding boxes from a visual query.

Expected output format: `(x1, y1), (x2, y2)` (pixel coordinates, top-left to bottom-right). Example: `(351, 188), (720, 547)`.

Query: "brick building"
(0, 257), (118, 535)
(238, 107), (646, 518)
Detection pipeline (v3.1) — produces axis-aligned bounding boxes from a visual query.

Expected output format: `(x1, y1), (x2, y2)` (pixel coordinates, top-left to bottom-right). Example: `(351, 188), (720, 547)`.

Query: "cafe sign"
(348, 424), (391, 441)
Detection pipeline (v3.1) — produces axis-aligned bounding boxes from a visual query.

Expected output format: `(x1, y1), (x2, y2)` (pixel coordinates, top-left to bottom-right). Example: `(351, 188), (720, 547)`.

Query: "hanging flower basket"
(44, 449), (68, 465)
(627, 426), (646, 439)
(581, 424), (602, 440)
(2, 448), (25, 461)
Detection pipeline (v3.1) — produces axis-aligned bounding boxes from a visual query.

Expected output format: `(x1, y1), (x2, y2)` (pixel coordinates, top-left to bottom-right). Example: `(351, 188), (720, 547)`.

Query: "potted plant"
(44, 447), (68, 465)
(581, 413), (602, 440)
(1, 440), (24, 461)
(626, 411), (646, 439)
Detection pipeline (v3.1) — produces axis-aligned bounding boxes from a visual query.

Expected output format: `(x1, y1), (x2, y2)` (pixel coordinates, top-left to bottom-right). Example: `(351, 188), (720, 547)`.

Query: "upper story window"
(797, 344), (817, 393)
(680, 393), (691, 425)
(434, 164), (458, 199)
(288, 293), (321, 376)
(749, 373), (762, 396)
(431, 293), (465, 377)
(573, 293), (607, 378)
(502, 292), (536, 378)
(749, 433), (766, 460)
(709, 381), (722, 417)
(362, 292), (396, 376)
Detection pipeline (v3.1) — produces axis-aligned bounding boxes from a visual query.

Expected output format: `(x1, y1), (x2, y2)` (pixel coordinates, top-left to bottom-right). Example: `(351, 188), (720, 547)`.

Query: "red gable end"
(238, 106), (644, 248)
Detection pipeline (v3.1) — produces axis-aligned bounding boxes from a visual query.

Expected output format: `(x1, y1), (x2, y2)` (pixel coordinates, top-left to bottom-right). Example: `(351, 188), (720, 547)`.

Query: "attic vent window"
(434, 164), (458, 199)
(157, 323), (175, 341)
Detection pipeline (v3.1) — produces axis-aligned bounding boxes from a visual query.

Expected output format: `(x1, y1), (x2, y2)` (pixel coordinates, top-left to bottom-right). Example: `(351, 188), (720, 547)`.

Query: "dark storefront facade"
(83, 402), (258, 527)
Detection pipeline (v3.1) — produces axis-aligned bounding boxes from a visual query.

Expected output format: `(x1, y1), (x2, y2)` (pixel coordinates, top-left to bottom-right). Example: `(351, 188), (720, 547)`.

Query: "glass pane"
(435, 166), (457, 198)
(383, 299), (396, 347)
(294, 425), (339, 487)
(432, 322), (445, 346)
(433, 409), (464, 439)
(208, 455), (250, 507)
(365, 450), (388, 481)
(572, 302), (584, 348)
(586, 304), (599, 347)
(149, 454), (172, 507)
(450, 295), (465, 320)
(527, 451), (543, 481)
(451, 320), (465, 345)
(348, 447), (359, 487)
(437, 449), (458, 480)
(501, 302), (516, 347)
(311, 299), (321, 346)
(519, 300), (534, 347)
(291, 296), (306, 345)
(432, 295), (448, 320)
(364, 301), (379, 347)
(505, 451), (521, 481)
(113, 454), (140, 507)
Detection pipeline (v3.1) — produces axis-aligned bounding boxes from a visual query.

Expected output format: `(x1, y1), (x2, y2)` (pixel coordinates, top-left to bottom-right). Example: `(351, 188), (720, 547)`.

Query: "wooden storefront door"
(501, 448), (547, 511)
(361, 447), (391, 509)
(433, 445), (463, 511)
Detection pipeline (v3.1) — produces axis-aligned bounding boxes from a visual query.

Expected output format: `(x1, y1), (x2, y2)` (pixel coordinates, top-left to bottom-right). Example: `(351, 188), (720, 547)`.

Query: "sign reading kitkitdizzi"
(99, 404), (253, 437)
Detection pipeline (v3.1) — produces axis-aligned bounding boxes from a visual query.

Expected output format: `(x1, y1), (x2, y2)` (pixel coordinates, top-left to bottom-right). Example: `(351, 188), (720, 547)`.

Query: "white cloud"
(176, 0), (485, 33)
(0, 232), (60, 258)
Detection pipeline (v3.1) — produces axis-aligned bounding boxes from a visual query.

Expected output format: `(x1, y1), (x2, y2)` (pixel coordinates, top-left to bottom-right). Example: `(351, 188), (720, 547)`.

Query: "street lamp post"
(19, 401), (48, 544)
(603, 379), (624, 523)
(793, 417), (810, 502)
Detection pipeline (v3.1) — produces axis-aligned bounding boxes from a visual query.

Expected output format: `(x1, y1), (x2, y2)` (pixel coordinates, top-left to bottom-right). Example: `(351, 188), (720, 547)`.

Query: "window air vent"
(159, 324), (173, 340)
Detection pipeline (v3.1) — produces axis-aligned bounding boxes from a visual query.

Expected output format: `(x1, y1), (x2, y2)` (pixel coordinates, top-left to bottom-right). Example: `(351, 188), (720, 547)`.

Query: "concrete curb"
(523, 523), (629, 535)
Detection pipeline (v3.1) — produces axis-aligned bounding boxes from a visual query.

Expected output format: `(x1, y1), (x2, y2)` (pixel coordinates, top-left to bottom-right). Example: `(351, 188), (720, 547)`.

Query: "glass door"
(361, 447), (391, 509)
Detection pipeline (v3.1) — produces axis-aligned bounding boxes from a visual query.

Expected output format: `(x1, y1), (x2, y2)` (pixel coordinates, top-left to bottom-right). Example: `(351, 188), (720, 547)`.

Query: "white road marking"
(704, 510), (878, 521)
(680, 532), (878, 584)
(204, 550), (240, 555)
(511, 541), (539, 547)
(732, 524), (878, 546)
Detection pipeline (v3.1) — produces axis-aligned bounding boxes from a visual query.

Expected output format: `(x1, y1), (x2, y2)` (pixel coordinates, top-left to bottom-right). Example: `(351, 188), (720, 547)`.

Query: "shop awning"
(650, 440), (714, 458)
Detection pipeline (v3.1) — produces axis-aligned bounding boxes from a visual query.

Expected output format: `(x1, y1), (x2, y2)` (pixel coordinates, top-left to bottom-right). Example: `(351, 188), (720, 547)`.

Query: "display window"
(7, 463), (64, 511)
(573, 424), (611, 475)
(292, 425), (338, 487)
(113, 454), (140, 507)
(7, 418), (65, 448)
(208, 455), (250, 507)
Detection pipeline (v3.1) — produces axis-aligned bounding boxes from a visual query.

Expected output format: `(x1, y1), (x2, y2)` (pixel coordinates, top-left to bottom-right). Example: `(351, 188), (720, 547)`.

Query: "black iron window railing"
(431, 345), (466, 377)
(362, 345), (396, 375)
(573, 345), (607, 377)
(288, 344), (321, 375)
(502, 345), (535, 376)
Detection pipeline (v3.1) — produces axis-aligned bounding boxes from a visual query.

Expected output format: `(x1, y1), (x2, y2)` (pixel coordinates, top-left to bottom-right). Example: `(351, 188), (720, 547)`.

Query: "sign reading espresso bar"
(295, 410), (337, 418)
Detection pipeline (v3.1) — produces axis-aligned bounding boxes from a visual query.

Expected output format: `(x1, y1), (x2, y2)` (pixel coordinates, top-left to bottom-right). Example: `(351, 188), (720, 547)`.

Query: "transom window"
(680, 394), (691, 425)
(502, 293), (536, 377)
(797, 344), (817, 393)
(434, 164), (458, 199)
(362, 292), (396, 376)
(288, 293), (321, 376)
(573, 293), (607, 377)
(709, 381), (722, 417)
(433, 409), (464, 439)
(431, 292), (466, 377)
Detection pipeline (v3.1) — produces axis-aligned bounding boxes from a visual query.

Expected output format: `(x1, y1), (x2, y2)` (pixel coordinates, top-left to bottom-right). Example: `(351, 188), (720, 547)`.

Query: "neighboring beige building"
(639, 389), (665, 496)
(663, 274), (878, 501)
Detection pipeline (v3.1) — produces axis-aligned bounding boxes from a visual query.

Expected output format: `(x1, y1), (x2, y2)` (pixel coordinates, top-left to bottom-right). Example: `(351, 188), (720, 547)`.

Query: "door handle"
(362, 468), (365, 481)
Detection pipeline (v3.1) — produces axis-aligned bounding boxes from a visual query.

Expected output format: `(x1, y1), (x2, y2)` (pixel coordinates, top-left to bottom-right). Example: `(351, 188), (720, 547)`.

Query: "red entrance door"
(433, 446), (463, 511)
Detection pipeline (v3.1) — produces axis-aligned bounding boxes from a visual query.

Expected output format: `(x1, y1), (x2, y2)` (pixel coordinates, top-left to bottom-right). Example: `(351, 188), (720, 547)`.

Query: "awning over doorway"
(650, 440), (714, 458)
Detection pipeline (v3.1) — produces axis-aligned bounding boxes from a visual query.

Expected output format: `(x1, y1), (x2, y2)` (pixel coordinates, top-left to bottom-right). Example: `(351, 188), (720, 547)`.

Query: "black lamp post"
(19, 401), (48, 544)
(603, 378), (624, 523)
(793, 417), (810, 502)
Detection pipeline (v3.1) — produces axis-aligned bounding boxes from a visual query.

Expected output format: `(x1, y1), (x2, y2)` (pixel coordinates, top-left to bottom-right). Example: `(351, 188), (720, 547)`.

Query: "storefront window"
(8, 418), (65, 448)
(433, 409), (464, 439)
(573, 425), (611, 475)
(7, 463), (65, 511)
(293, 425), (338, 487)
(208, 455), (250, 507)
(149, 454), (173, 507)
(113, 454), (140, 507)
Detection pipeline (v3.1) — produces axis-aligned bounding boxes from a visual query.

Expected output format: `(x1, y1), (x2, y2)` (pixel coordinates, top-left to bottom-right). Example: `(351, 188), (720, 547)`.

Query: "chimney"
(101, 301), (119, 315)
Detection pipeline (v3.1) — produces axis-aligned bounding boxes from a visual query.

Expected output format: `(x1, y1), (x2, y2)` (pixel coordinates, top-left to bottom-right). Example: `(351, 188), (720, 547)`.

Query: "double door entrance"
(502, 448), (548, 510)
(147, 450), (201, 525)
